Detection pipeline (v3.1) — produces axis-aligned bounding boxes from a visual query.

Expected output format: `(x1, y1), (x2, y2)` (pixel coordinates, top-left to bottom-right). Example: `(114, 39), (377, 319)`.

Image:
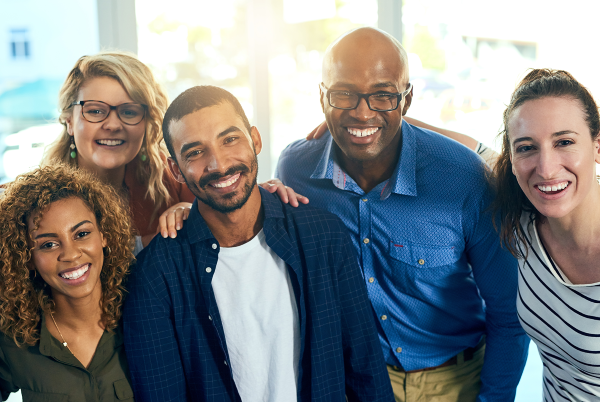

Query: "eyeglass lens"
(81, 102), (145, 124)
(329, 92), (398, 111)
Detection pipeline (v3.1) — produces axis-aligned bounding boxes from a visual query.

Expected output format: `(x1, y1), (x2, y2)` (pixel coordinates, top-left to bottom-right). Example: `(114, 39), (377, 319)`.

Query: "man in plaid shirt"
(123, 85), (393, 402)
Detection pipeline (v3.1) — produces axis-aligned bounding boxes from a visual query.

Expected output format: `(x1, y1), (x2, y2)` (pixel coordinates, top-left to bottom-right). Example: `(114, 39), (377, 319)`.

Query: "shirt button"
(206, 267), (212, 273)
(418, 259), (425, 265)
(363, 238), (370, 244)
(368, 277), (374, 283)
(208, 315), (212, 321)
(362, 198), (368, 202)
(224, 361), (228, 366)
(396, 347), (402, 353)
(381, 315), (387, 321)
(212, 243), (217, 250)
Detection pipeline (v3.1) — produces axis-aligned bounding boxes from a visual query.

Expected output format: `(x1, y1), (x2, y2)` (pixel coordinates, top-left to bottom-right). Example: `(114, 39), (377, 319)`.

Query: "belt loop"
(457, 350), (464, 365)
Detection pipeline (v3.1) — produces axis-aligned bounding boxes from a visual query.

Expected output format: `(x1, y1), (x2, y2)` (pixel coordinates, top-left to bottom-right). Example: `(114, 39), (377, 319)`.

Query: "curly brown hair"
(492, 68), (600, 258)
(0, 164), (135, 346)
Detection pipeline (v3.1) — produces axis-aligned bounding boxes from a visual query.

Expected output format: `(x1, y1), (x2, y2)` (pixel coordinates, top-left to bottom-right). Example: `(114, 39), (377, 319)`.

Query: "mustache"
(197, 164), (250, 188)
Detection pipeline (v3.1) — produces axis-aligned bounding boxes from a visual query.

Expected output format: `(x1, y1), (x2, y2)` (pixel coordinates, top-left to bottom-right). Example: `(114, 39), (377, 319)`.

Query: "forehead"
(168, 102), (247, 148)
(508, 97), (589, 141)
(324, 38), (405, 91)
(29, 197), (96, 232)
(78, 76), (133, 103)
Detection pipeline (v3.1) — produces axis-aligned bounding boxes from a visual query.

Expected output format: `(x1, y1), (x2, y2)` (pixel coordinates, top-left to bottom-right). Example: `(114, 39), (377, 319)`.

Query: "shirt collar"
(186, 186), (285, 245)
(308, 121), (417, 198)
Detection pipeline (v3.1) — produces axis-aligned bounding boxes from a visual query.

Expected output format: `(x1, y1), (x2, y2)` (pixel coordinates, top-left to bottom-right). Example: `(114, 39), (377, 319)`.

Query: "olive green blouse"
(0, 316), (134, 402)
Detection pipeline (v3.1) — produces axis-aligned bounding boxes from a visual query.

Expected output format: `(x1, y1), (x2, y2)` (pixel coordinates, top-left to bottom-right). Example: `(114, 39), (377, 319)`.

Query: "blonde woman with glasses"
(43, 52), (194, 253)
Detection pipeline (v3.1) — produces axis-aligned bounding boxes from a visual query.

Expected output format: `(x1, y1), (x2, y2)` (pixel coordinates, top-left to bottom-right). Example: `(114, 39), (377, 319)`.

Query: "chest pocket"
(389, 241), (459, 268)
(114, 379), (134, 401)
(21, 390), (69, 402)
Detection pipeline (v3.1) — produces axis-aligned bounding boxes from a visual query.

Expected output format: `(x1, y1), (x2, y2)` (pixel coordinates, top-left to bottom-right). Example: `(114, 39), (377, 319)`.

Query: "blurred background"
(3, 0), (597, 399)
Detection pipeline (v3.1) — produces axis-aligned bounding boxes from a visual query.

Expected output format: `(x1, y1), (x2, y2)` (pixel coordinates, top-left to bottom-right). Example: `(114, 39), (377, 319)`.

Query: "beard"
(184, 155), (259, 214)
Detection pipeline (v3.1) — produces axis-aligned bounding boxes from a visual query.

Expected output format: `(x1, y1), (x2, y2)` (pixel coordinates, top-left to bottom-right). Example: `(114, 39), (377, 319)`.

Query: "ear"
(401, 87), (413, 116)
(65, 115), (74, 136)
(594, 137), (600, 165)
(168, 157), (186, 184)
(319, 84), (326, 113)
(101, 232), (107, 248)
(250, 126), (263, 156)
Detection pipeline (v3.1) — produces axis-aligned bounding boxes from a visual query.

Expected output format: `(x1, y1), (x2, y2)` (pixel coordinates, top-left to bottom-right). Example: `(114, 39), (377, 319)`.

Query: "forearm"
(404, 116), (479, 150)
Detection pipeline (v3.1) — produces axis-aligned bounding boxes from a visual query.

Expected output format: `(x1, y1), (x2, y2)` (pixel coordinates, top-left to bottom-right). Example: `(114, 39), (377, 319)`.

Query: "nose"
(536, 147), (560, 179)
(58, 240), (82, 262)
(349, 97), (377, 122)
(101, 108), (122, 130)
(205, 147), (228, 173)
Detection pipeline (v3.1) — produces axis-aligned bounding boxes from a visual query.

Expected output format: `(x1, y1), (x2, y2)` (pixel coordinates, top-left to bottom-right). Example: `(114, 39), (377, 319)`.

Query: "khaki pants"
(386, 344), (485, 402)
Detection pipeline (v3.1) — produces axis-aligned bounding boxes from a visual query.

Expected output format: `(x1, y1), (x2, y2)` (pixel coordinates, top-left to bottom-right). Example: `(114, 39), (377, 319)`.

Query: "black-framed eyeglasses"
(71, 100), (147, 125)
(320, 83), (412, 112)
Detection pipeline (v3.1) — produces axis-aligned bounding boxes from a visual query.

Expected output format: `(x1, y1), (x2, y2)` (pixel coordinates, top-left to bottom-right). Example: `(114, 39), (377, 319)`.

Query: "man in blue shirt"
(276, 28), (529, 402)
(122, 85), (393, 402)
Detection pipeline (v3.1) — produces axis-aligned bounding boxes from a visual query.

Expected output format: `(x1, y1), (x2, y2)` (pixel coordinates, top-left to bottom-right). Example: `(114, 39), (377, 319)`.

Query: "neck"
(77, 157), (127, 190)
(541, 183), (600, 250)
(198, 186), (264, 247)
(335, 132), (401, 193)
(50, 285), (103, 331)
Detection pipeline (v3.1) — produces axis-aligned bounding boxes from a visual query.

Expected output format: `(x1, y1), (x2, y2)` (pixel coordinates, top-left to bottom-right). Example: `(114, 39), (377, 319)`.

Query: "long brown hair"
(43, 51), (171, 222)
(492, 69), (600, 257)
(0, 164), (134, 346)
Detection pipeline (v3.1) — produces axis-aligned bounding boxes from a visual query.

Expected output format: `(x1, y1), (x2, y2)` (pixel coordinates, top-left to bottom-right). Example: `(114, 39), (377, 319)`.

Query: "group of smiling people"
(0, 26), (598, 402)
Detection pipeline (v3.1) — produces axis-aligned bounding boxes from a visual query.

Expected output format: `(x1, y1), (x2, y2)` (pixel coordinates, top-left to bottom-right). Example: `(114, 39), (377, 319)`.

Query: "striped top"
(517, 213), (600, 401)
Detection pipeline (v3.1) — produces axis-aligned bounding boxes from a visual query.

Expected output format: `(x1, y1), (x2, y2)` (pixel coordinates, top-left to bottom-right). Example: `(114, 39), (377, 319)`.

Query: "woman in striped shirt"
(493, 69), (600, 401)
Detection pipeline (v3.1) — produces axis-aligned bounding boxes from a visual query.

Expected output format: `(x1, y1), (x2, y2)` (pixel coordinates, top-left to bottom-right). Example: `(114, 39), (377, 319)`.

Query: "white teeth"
(60, 264), (89, 280)
(347, 127), (379, 137)
(97, 139), (124, 146)
(212, 174), (240, 188)
(538, 182), (569, 193)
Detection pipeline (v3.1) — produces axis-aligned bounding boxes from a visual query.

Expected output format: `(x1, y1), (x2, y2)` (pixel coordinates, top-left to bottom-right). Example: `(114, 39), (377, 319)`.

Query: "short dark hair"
(492, 68), (600, 258)
(162, 85), (252, 159)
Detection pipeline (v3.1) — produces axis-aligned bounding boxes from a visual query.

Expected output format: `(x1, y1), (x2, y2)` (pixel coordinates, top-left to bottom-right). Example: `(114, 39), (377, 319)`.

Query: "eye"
(372, 93), (395, 100)
(76, 230), (91, 239)
(39, 241), (58, 250)
(224, 136), (238, 144)
(557, 139), (574, 147)
(515, 144), (534, 153)
(186, 149), (202, 159)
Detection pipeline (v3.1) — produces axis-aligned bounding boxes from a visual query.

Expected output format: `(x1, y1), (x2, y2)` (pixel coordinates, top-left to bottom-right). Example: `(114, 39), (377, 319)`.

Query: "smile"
(347, 127), (379, 137)
(536, 181), (570, 194)
(96, 139), (124, 146)
(59, 264), (90, 280)
(210, 173), (240, 188)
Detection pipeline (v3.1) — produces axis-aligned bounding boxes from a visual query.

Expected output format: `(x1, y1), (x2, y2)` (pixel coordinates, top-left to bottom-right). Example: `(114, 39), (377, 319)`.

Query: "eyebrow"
(34, 220), (93, 240)
(512, 130), (579, 146)
(330, 81), (398, 91)
(179, 126), (243, 156)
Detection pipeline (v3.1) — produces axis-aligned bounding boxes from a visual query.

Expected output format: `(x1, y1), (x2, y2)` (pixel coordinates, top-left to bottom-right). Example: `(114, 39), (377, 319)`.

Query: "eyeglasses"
(71, 100), (146, 125)
(320, 83), (412, 112)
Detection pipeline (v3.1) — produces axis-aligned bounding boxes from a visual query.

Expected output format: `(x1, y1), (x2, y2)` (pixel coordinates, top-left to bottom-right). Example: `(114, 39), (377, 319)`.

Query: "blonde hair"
(0, 164), (134, 346)
(43, 51), (171, 216)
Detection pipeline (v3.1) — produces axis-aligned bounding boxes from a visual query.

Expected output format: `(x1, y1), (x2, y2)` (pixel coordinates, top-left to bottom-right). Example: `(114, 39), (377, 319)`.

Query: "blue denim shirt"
(123, 187), (393, 402)
(276, 121), (529, 402)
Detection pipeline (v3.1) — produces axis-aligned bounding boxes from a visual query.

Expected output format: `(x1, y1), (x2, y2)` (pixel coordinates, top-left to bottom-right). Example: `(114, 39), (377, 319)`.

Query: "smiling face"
(509, 96), (600, 219)
(167, 101), (262, 214)
(66, 76), (145, 175)
(321, 29), (412, 164)
(28, 197), (106, 302)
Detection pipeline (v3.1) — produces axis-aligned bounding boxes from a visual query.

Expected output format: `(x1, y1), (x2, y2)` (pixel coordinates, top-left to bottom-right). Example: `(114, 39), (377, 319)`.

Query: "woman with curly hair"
(0, 164), (135, 401)
(43, 51), (194, 252)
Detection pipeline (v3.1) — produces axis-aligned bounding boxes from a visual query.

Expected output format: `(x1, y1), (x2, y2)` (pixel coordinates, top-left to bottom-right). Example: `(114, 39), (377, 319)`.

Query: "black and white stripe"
(517, 214), (600, 401)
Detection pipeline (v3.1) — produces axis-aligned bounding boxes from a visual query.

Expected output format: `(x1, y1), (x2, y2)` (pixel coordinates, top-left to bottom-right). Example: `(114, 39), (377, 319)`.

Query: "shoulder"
(411, 124), (487, 180)
(277, 135), (330, 171)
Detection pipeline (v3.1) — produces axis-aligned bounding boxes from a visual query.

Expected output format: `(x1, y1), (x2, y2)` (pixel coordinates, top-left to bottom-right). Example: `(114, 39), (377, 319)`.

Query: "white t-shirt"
(212, 230), (300, 402)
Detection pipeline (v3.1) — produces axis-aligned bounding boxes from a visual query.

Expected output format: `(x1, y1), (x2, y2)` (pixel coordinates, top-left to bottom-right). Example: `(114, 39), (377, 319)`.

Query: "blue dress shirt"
(275, 121), (529, 402)
(123, 187), (393, 402)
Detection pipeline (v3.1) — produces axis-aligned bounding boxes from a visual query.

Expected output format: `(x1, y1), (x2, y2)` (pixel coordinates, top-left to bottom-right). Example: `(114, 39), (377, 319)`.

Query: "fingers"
(307, 121), (328, 140)
(259, 181), (278, 193)
(158, 202), (193, 239)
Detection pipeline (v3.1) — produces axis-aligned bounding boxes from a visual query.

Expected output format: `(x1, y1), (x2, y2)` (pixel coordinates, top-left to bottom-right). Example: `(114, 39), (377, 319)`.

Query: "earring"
(140, 146), (147, 162)
(70, 137), (77, 159)
(103, 246), (111, 256)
